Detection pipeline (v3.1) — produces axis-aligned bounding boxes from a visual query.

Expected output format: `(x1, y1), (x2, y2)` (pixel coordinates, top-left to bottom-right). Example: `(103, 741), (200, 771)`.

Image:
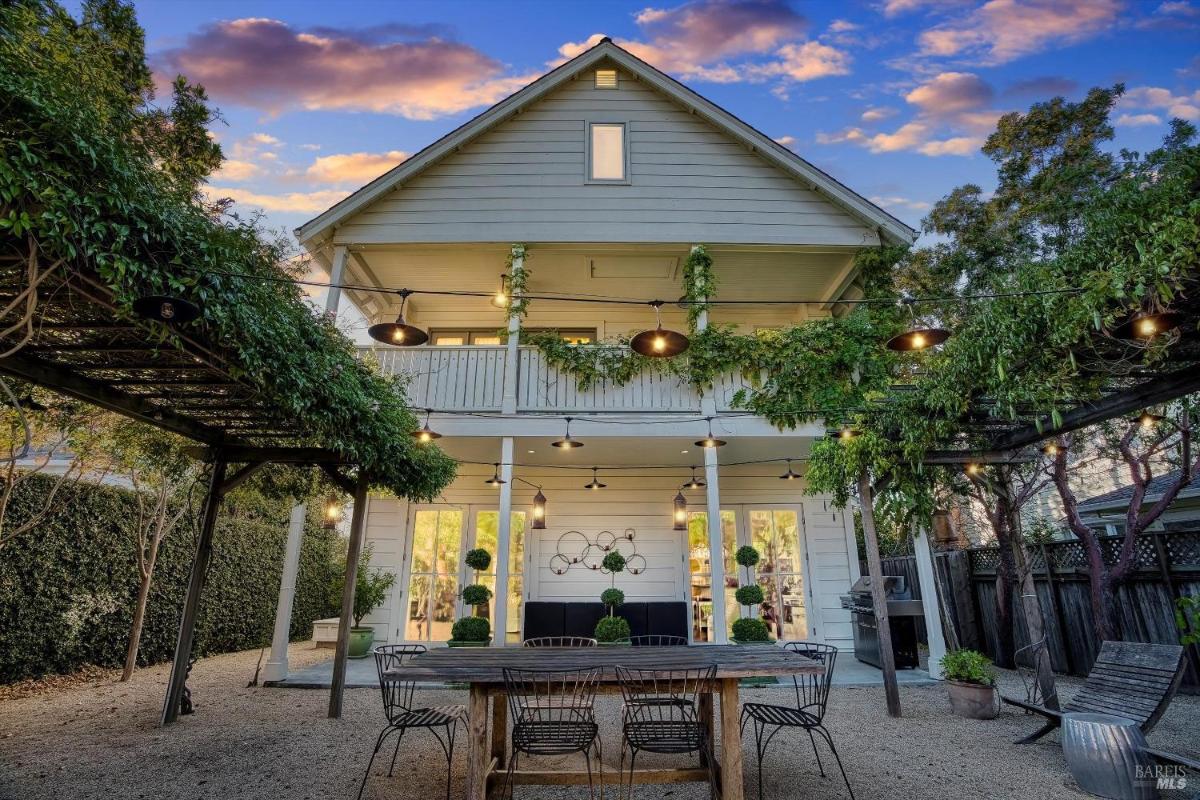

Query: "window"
(525, 328), (595, 345)
(594, 69), (618, 89)
(430, 328), (595, 346)
(472, 510), (527, 644)
(589, 123), (626, 182)
(749, 509), (808, 641)
(688, 510), (738, 642)
(405, 509), (462, 642)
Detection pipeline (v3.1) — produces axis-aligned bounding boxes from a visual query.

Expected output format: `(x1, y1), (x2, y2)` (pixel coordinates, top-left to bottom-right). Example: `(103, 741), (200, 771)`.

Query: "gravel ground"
(0, 643), (1196, 800)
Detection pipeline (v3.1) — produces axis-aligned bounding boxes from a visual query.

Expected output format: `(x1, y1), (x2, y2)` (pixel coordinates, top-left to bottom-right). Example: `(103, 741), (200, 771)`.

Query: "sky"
(130, 0), (1200, 241)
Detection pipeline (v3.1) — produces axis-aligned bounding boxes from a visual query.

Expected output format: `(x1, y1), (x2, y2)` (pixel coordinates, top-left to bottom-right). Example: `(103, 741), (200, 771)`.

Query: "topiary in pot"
(451, 615), (491, 644)
(450, 547), (494, 646)
(734, 584), (764, 607)
(941, 649), (998, 719)
(731, 545), (774, 644)
(465, 548), (492, 572)
(600, 587), (625, 610)
(595, 615), (631, 644)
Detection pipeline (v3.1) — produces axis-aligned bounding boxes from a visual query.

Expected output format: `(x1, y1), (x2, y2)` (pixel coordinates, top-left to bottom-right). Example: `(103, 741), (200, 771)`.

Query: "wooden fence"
(877, 530), (1200, 692)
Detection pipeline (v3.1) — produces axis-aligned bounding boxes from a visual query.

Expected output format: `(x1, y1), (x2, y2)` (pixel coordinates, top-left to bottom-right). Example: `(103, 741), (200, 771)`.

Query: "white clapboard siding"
(360, 497), (408, 643)
(335, 64), (874, 246)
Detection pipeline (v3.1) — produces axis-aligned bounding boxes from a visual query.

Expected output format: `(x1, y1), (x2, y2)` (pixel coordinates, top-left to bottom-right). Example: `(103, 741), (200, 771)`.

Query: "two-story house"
(296, 39), (915, 651)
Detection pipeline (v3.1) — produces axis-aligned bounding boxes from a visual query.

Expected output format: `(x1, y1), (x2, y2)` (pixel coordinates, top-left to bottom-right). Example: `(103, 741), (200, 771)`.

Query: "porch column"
(263, 503), (306, 683)
(329, 472), (370, 719)
(501, 245), (524, 415)
(493, 437), (515, 645)
(325, 244), (348, 315)
(704, 446), (728, 643)
(912, 523), (947, 680)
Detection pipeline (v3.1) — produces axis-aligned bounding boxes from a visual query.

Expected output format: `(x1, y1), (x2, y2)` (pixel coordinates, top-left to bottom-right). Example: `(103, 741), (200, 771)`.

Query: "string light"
(367, 289), (428, 346)
(584, 467), (606, 490)
(630, 300), (689, 357)
(410, 408), (441, 443)
(779, 458), (801, 480)
(695, 416), (726, 448)
(1114, 310), (1183, 341)
(132, 295), (200, 324)
(683, 466), (705, 489)
(492, 273), (509, 308)
(1040, 441), (1061, 457)
(551, 416), (584, 449)
(1138, 410), (1165, 429)
(485, 463), (506, 486)
(886, 292), (951, 352)
(673, 491), (688, 530)
(965, 463), (983, 477)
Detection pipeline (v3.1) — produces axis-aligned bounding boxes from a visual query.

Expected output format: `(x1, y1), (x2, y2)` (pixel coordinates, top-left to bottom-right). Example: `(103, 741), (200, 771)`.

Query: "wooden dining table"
(384, 644), (825, 800)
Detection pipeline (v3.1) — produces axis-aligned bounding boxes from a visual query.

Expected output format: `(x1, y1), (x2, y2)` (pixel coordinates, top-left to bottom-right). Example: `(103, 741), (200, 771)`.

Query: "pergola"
(0, 257), (376, 724)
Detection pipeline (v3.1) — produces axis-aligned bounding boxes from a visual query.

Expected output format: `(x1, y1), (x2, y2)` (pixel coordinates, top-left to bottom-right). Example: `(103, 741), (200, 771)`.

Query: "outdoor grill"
(841, 576), (923, 670)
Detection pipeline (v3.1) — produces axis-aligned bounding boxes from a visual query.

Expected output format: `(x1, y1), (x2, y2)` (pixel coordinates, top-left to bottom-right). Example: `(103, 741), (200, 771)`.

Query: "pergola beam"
(185, 445), (353, 465)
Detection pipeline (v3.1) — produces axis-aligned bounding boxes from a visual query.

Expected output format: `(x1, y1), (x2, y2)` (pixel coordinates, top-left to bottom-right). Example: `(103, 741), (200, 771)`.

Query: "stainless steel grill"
(840, 575), (923, 669)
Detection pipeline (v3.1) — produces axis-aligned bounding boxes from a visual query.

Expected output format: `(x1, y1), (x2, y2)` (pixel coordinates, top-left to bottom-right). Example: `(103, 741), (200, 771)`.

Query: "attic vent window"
(595, 69), (618, 89)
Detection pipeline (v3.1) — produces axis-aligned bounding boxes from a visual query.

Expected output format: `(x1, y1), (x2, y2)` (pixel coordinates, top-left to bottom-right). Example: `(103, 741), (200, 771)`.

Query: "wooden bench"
(1002, 640), (1186, 744)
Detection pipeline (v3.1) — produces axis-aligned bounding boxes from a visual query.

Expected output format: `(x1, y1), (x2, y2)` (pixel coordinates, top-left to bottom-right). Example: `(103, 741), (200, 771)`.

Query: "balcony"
(364, 345), (752, 414)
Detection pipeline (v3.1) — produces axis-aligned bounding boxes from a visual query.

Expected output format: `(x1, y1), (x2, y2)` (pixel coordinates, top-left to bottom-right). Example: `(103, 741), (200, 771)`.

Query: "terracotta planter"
(347, 627), (374, 659)
(947, 679), (998, 719)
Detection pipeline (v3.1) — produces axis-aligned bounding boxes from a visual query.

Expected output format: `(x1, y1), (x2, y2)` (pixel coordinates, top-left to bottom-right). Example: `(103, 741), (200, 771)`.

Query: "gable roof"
(296, 38), (917, 248)
(1077, 468), (1200, 513)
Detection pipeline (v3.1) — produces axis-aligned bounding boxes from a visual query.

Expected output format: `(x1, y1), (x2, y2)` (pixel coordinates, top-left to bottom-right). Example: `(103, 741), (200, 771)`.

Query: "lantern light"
(492, 273), (510, 308)
(552, 416), (584, 449)
(672, 491), (688, 531)
(695, 417), (727, 449)
(584, 467), (607, 490)
(133, 295), (201, 324)
(1114, 310), (1183, 341)
(485, 463), (506, 487)
(531, 489), (547, 529)
(683, 466), (706, 490)
(779, 458), (801, 481)
(410, 408), (441, 443)
(630, 300), (690, 357)
(367, 289), (428, 347)
(322, 497), (343, 530)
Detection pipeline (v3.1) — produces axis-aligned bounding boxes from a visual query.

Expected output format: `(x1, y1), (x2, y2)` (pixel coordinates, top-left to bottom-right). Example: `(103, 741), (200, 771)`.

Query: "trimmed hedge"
(0, 475), (340, 683)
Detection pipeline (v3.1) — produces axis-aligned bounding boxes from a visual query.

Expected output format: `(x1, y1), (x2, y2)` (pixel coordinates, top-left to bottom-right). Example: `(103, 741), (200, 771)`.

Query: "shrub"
(600, 588), (625, 608)
(595, 615), (631, 643)
(602, 550), (627, 574)
(731, 617), (771, 642)
(941, 649), (995, 685)
(735, 584), (764, 606)
(461, 584), (493, 607)
(1176, 596), (1200, 646)
(346, 546), (396, 627)
(464, 548), (492, 572)
(735, 546), (760, 568)
(451, 615), (491, 642)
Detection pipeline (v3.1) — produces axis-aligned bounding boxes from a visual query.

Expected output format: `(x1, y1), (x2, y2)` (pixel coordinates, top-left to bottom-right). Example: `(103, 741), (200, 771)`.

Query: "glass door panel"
(471, 510), (527, 644)
(405, 508), (463, 642)
(687, 510), (737, 642)
(746, 509), (807, 641)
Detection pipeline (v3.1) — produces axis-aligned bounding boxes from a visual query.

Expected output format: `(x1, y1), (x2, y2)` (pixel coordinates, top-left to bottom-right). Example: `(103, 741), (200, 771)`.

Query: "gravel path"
(0, 643), (1195, 800)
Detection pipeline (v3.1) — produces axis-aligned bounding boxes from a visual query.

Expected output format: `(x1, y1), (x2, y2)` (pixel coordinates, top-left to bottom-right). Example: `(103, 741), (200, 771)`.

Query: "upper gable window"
(588, 123), (626, 182)
(594, 69), (618, 89)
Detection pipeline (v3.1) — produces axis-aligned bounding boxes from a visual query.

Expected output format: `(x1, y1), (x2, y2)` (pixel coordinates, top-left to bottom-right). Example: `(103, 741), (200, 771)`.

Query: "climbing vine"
(682, 245), (716, 329)
(504, 244), (531, 321)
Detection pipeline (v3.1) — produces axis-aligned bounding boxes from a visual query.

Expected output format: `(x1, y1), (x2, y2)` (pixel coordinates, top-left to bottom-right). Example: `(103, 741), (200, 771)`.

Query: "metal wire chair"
(357, 644), (464, 800)
(628, 635), (688, 647)
(739, 642), (853, 800)
(615, 665), (718, 800)
(523, 636), (598, 647)
(501, 667), (603, 800)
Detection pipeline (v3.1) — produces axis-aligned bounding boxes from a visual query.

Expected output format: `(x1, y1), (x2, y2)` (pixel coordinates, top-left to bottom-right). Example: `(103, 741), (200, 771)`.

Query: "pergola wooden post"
(857, 470), (902, 717)
(328, 470), (371, 719)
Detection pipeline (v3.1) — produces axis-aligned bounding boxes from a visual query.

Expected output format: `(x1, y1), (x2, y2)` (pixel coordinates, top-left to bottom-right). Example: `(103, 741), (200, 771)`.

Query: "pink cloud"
(207, 186), (350, 213)
(304, 150), (410, 184)
(156, 18), (536, 119)
(905, 72), (993, 114)
(1122, 86), (1200, 120)
(861, 106), (899, 122)
(212, 159), (263, 181)
(1115, 113), (1163, 127)
(917, 0), (1121, 65)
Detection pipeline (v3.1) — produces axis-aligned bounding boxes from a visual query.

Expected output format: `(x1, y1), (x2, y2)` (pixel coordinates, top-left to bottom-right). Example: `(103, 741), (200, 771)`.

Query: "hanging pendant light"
(779, 458), (801, 480)
(1040, 441), (1062, 457)
(630, 300), (689, 357)
(492, 273), (510, 308)
(133, 295), (201, 324)
(964, 463), (983, 477)
(885, 292), (950, 351)
(1113, 309), (1183, 341)
(552, 416), (584, 449)
(485, 463), (506, 486)
(672, 491), (688, 531)
(584, 468), (607, 490)
(531, 488), (547, 529)
(834, 425), (861, 441)
(1137, 410), (1165, 429)
(410, 408), (441, 443)
(683, 466), (705, 490)
(367, 289), (428, 346)
(321, 497), (343, 530)
(695, 416), (726, 448)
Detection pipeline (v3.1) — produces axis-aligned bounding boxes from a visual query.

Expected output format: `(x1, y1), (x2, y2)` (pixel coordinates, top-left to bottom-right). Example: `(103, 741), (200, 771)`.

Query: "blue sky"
(132, 0), (1200, 239)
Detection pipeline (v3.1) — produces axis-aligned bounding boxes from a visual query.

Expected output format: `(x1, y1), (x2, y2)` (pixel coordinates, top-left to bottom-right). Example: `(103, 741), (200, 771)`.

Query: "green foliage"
(940, 649), (996, 685)
(345, 546), (395, 627)
(504, 244), (530, 320)
(1023, 517), (1060, 546)
(0, 474), (339, 682)
(600, 587), (625, 608)
(1176, 596), (1200, 647)
(451, 615), (491, 643)
(0, 1), (455, 499)
(731, 617), (771, 642)
(461, 584), (493, 607)
(594, 615), (631, 643)
(735, 545), (761, 568)
(682, 244), (716, 329)
(602, 550), (627, 573)
(464, 548), (492, 572)
(735, 584), (764, 606)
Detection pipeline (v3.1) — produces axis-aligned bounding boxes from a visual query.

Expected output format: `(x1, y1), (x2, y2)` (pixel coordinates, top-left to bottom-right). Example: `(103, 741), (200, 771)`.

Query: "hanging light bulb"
(367, 289), (428, 346)
(673, 491), (688, 531)
(1137, 410), (1165, 429)
(492, 273), (510, 308)
(683, 466), (706, 490)
(1114, 309), (1183, 341)
(410, 408), (441, 443)
(630, 300), (689, 357)
(133, 295), (201, 324)
(531, 489), (547, 529)
(885, 292), (950, 351)
(322, 497), (343, 530)
(965, 463), (983, 477)
(485, 463), (506, 486)
(779, 458), (801, 480)
(584, 467), (607, 490)
(836, 425), (860, 441)
(1040, 441), (1061, 457)
(695, 416), (727, 449)
(552, 416), (584, 449)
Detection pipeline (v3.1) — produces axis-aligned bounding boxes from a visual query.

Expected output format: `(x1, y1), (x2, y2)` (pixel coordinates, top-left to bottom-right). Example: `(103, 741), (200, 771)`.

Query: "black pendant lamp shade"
(684, 466), (705, 490)
(411, 408), (441, 443)
(779, 458), (801, 480)
(631, 300), (689, 357)
(485, 463), (506, 486)
(1114, 309), (1184, 341)
(532, 489), (547, 529)
(695, 417), (726, 448)
(584, 468), (607, 490)
(133, 295), (200, 324)
(672, 491), (688, 530)
(368, 289), (428, 346)
(885, 327), (950, 352)
(552, 416), (584, 449)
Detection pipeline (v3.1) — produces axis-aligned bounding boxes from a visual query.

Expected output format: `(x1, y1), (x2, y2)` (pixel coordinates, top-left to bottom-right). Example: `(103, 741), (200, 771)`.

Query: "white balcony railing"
(365, 345), (753, 414)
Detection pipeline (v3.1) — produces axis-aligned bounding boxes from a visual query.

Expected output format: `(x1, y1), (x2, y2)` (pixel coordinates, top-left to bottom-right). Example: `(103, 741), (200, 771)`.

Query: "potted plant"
(595, 551), (631, 645)
(730, 545), (772, 644)
(941, 649), (998, 719)
(449, 548), (493, 647)
(345, 546), (396, 658)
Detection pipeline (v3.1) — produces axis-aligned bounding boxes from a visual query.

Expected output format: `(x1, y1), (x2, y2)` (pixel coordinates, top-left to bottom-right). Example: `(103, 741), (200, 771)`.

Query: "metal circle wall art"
(551, 529), (641, 576)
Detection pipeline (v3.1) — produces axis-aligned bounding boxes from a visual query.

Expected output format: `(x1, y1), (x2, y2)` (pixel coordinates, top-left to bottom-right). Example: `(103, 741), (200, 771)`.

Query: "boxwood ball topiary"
(451, 615), (491, 642)
(735, 584), (764, 606)
(594, 615), (631, 643)
(461, 584), (493, 607)
(602, 550), (627, 573)
(600, 587), (625, 607)
(731, 617), (771, 642)
(735, 545), (760, 568)
(464, 548), (492, 572)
